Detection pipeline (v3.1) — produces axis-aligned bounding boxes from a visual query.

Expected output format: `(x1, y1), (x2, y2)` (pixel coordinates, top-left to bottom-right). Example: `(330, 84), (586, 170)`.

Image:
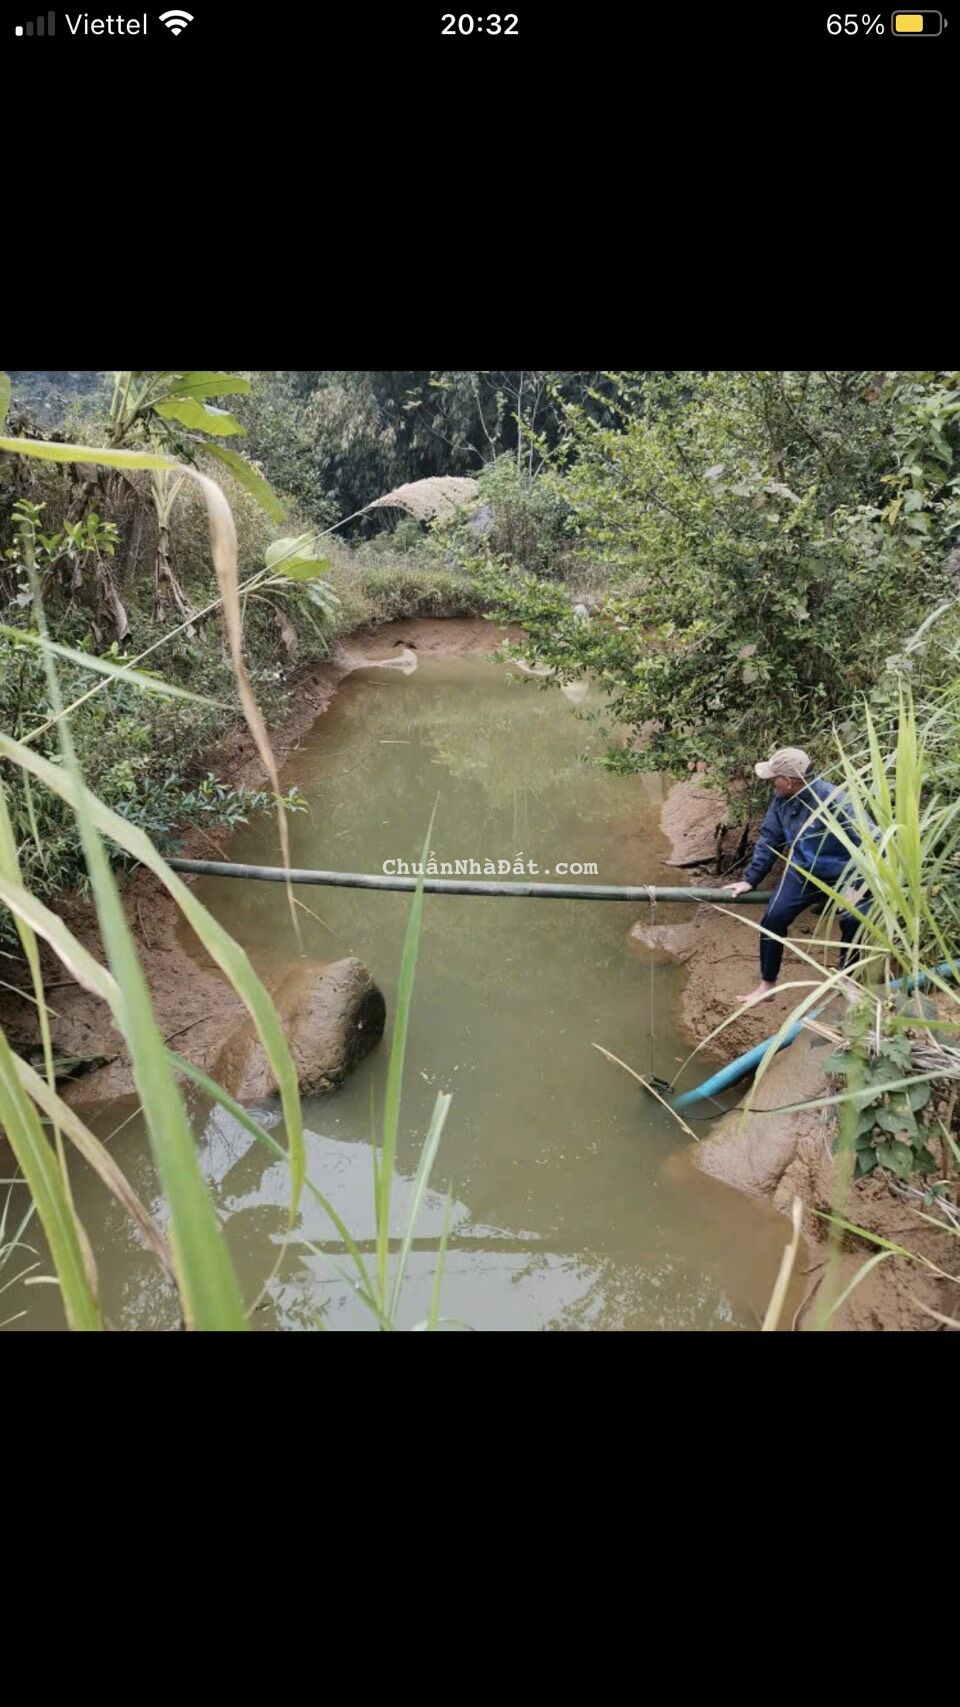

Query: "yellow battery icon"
(892, 11), (943, 30)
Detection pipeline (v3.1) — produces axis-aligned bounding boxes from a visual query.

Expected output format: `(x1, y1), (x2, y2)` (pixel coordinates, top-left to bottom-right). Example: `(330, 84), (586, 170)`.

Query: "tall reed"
(0, 434), (450, 1330)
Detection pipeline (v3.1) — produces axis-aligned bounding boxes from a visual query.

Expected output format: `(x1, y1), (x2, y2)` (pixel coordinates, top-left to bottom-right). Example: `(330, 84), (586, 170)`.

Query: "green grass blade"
(389, 1089), (452, 1320)
(15, 1053), (176, 1284)
(17, 554), (246, 1331)
(0, 872), (120, 1003)
(0, 1029), (100, 1330)
(0, 771), (98, 1284)
(0, 436), (179, 474)
(817, 1251), (894, 1326)
(167, 1051), (375, 1303)
(817, 1212), (926, 1260)
(1, 735), (305, 1228)
(763, 1067), (960, 1118)
(21, 772), (47, 873)
(75, 845), (246, 1328)
(376, 801), (438, 1305)
(71, 820), (247, 1328)
(0, 1186), (37, 1276)
(295, 1236), (395, 1329)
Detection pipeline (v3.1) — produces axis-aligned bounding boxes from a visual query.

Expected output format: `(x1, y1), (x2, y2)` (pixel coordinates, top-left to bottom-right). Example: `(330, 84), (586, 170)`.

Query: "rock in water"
(627, 921), (697, 960)
(62, 956), (386, 1111)
(211, 958), (386, 1103)
(367, 646), (418, 676)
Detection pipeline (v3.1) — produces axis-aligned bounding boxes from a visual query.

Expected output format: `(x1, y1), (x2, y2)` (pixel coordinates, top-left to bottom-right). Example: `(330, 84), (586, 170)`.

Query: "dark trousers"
(759, 871), (870, 984)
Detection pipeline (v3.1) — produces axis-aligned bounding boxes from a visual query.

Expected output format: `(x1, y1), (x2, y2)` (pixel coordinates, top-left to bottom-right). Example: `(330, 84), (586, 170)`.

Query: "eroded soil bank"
(650, 778), (958, 1331)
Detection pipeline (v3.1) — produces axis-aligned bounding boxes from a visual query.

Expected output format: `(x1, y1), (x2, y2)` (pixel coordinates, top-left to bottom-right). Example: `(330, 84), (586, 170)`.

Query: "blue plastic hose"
(671, 960), (957, 1113)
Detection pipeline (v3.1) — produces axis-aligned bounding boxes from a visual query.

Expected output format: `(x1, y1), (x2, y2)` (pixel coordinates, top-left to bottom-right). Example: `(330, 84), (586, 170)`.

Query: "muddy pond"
(6, 642), (793, 1330)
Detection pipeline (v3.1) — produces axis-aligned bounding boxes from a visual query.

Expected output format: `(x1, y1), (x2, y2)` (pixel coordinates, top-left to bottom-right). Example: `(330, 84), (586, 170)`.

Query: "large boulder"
(62, 955), (385, 1110)
(211, 958), (386, 1104)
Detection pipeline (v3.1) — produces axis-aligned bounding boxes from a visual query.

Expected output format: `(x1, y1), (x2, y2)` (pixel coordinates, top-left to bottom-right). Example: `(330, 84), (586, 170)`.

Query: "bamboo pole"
(167, 857), (772, 903)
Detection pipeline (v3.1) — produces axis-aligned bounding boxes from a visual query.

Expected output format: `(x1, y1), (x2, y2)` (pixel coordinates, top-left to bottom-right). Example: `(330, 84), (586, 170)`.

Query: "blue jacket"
(743, 776), (872, 890)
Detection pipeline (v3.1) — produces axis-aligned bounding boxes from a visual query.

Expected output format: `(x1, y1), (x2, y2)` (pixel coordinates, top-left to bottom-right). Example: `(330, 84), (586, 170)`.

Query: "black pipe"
(167, 857), (772, 903)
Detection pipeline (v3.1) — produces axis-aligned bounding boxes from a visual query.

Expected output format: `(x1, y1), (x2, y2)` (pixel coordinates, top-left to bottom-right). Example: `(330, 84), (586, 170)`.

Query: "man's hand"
(725, 880), (753, 898)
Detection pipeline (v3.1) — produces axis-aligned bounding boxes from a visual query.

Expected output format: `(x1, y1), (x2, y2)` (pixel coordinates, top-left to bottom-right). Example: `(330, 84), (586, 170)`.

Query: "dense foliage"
(464, 371), (960, 803)
(0, 371), (495, 907)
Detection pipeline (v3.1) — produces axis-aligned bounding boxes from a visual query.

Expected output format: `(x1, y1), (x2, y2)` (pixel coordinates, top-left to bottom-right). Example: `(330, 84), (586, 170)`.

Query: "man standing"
(725, 746), (871, 1005)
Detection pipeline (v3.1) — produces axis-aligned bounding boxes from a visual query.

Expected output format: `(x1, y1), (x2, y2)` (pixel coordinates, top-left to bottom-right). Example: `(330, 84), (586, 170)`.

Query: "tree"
(235, 372), (628, 530)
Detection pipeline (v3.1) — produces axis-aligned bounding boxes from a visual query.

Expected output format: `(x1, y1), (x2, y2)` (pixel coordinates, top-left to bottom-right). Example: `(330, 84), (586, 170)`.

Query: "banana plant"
(28, 372), (286, 641)
(105, 372), (285, 521)
(106, 375), (290, 632)
(242, 532), (341, 657)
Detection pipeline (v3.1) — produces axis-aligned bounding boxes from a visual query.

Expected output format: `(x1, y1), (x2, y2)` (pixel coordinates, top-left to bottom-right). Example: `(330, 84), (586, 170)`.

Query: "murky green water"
(5, 644), (793, 1331)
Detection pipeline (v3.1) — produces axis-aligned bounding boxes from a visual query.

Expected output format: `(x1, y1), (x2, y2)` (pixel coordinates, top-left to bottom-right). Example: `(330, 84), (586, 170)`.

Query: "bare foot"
(739, 981), (778, 1006)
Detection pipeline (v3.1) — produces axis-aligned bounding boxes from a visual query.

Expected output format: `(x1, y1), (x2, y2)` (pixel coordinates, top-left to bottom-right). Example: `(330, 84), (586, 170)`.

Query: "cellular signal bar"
(15, 11), (56, 33)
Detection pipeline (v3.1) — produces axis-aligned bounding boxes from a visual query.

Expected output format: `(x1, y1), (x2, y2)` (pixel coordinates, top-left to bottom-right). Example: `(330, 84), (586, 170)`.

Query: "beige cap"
(755, 746), (811, 781)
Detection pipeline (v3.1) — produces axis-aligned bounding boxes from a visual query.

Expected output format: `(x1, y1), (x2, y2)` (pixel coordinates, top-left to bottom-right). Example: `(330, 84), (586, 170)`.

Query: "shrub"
(464, 372), (960, 790)
(353, 564), (486, 621)
(464, 454), (573, 580)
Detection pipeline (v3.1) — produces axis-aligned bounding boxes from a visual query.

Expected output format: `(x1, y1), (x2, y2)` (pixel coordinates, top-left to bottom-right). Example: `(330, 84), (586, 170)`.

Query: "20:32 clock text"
(441, 15), (519, 33)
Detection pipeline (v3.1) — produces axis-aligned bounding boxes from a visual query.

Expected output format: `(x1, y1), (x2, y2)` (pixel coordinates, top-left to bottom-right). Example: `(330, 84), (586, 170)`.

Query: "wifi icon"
(159, 9), (193, 33)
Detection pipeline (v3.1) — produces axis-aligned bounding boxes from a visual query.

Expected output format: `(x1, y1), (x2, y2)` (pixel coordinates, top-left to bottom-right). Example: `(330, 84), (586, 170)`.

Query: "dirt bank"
(657, 778), (959, 1331)
(0, 617), (519, 1115)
